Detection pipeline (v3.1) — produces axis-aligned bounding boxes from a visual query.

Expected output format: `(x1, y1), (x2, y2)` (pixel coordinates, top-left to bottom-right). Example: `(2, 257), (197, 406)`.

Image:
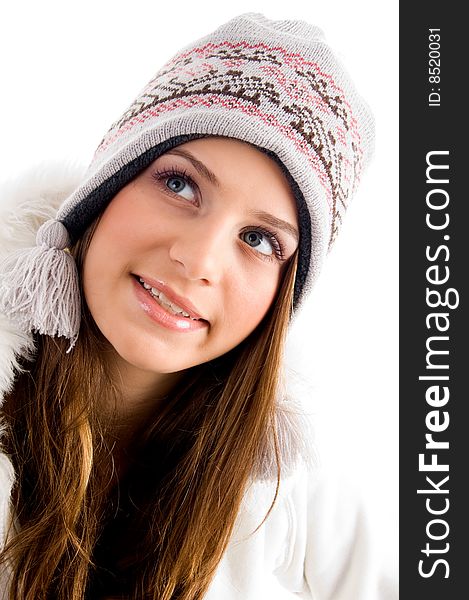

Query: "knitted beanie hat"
(0, 12), (374, 351)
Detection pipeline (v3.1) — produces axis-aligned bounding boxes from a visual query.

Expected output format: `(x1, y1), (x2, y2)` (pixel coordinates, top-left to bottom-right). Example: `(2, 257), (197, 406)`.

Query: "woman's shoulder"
(210, 463), (397, 599)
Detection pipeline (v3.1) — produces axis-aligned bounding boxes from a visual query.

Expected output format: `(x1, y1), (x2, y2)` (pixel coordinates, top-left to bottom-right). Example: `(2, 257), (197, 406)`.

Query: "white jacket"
(0, 165), (398, 599)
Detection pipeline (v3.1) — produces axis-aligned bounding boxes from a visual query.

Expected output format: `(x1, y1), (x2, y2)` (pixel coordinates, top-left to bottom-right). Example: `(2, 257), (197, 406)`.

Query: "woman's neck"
(103, 349), (185, 474)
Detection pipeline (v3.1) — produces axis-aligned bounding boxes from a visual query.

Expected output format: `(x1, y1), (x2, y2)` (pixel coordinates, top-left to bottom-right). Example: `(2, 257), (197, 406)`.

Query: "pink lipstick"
(132, 275), (209, 333)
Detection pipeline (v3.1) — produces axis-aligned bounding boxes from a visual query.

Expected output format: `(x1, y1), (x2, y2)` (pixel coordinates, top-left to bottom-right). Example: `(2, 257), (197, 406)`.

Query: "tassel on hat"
(0, 219), (81, 352)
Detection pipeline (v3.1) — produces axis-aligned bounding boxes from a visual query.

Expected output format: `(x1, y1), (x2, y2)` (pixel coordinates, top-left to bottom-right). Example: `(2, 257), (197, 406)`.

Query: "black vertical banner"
(400, 3), (467, 597)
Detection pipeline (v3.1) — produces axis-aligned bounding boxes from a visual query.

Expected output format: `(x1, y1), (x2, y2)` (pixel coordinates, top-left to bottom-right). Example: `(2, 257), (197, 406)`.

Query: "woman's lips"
(134, 273), (205, 320)
(131, 276), (209, 332)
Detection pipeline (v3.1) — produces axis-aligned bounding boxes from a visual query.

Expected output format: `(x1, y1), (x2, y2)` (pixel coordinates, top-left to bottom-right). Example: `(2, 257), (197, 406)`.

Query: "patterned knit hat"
(0, 12), (374, 351)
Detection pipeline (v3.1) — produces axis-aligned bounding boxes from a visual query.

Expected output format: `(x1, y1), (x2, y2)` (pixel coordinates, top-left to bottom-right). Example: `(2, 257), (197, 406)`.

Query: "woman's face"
(83, 137), (299, 376)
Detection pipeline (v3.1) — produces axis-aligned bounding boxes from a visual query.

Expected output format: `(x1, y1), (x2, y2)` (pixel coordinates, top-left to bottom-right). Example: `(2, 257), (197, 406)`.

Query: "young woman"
(0, 12), (393, 600)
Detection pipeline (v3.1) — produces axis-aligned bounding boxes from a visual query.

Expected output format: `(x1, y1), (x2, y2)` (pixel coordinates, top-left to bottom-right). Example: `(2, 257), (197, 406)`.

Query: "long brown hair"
(0, 217), (298, 600)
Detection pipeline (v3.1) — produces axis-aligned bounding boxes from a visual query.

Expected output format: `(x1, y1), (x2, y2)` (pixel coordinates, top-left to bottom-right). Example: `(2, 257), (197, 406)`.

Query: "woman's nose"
(168, 217), (231, 285)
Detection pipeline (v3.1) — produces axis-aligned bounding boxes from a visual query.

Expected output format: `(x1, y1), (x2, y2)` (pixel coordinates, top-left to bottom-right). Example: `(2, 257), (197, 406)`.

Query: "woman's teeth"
(138, 277), (199, 320)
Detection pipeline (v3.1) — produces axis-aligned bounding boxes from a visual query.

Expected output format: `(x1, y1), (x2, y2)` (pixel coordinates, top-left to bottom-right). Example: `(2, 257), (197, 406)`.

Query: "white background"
(0, 0), (398, 577)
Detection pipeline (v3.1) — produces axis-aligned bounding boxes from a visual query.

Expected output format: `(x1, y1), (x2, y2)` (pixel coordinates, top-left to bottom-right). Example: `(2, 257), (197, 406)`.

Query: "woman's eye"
(151, 167), (199, 203)
(166, 175), (196, 202)
(241, 228), (286, 261)
(242, 230), (274, 256)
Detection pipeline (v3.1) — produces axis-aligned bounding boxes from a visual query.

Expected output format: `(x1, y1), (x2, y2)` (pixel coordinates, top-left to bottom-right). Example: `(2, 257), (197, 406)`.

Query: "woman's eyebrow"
(250, 210), (299, 242)
(165, 148), (221, 188)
